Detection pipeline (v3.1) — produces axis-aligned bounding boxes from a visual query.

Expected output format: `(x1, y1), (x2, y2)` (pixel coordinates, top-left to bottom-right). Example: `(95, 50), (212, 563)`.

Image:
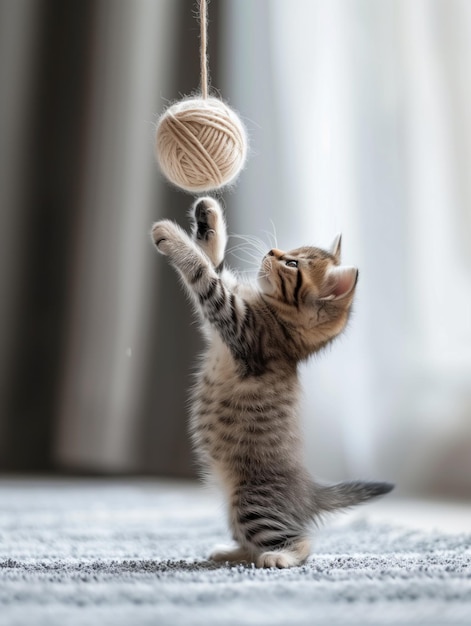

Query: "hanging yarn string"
(155, 0), (247, 193)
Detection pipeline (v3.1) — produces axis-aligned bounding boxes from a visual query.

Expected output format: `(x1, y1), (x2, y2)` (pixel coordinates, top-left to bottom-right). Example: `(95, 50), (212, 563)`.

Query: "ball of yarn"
(155, 97), (247, 193)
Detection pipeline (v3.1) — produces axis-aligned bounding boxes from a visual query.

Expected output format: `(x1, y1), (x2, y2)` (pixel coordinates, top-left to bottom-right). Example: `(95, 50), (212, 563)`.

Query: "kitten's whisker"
(229, 234), (268, 256)
(234, 268), (259, 278)
(229, 250), (262, 267)
(226, 243), (262, 254)
(226, 238), (265, 266)
(261, 229), (277, 249)
(227, 245), (258, 257)
(226, 244), (265, 259)
(246, 236), (270, 255)
(230, 247), (262, 260)
(269, 219), (279, 248)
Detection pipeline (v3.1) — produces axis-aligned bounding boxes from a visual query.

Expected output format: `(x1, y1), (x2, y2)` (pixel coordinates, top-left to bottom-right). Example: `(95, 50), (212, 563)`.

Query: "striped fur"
(151, 197), (393, 568)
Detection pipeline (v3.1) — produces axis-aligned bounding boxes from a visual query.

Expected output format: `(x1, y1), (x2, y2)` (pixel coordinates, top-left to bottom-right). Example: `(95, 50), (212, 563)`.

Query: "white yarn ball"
(155, 97), (247, 193)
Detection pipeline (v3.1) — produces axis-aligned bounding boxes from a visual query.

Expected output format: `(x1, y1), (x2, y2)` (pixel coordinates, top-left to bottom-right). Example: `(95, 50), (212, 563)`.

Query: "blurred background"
(0, 0), (470, 499)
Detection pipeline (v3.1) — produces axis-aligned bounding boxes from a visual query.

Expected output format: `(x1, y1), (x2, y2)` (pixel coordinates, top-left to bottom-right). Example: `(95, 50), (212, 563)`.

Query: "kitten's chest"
(189, 339), (300, 472)
(191, 341), (255, 422)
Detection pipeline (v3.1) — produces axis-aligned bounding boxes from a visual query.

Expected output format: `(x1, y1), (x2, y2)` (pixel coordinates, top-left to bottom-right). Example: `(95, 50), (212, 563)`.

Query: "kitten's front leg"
(152, 219), (218, 289)
(152, 219), (255, 369)
(191, 197), (227, 269)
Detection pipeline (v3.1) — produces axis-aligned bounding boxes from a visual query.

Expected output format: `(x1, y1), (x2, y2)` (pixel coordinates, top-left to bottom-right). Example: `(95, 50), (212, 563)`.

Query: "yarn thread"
(200, 0), (208, 99)
(155, 0), (247, 193)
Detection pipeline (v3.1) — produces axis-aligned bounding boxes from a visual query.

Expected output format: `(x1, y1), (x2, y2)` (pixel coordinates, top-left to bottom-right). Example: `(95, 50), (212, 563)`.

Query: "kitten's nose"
(268, 248), (284, 258)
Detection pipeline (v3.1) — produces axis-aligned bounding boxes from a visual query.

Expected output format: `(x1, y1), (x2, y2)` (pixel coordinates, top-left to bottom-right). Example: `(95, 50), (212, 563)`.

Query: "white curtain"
(223, 0), (471, 496)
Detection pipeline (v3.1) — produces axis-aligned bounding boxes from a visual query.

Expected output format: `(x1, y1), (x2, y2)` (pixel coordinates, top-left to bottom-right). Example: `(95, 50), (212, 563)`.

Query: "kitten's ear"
(319, 266), (358, 300)
(329, 233), (342, 261)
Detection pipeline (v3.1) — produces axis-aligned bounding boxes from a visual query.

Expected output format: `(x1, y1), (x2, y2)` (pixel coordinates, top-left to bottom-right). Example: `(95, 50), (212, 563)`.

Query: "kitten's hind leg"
(191, 197), (227, 269)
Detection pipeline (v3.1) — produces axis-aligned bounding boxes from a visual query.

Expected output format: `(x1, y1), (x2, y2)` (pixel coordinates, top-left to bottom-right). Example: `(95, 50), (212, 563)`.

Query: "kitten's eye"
(285, 260), (298, 268)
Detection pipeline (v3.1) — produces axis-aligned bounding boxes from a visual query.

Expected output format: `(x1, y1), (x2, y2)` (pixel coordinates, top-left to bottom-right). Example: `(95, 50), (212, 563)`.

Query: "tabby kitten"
(151, 197), (393, 568)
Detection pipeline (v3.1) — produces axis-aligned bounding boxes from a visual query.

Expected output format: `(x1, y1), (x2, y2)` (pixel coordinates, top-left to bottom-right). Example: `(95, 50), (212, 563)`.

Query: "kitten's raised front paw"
(192, 197), (222, 242)
(191, 197), (227, 268)
(151, 220), (181, 255)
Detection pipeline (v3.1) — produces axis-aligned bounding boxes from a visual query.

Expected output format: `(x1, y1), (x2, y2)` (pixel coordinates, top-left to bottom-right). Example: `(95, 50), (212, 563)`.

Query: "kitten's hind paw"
(209, 545), (252, 564)
(256, 551), (300, 569)
(256, 540), (311, 569)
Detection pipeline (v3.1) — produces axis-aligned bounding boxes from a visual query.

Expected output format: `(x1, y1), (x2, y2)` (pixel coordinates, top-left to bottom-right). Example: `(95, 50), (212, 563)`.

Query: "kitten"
(151, 197), (393, 568)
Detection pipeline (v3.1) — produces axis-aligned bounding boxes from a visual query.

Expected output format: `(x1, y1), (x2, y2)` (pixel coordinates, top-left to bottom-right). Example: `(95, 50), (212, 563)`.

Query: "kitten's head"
(258, 234), (358, 346)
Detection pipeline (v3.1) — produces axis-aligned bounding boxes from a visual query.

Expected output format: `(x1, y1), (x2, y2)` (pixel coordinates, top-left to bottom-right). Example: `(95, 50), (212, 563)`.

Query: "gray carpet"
(0, 479), (470, 626)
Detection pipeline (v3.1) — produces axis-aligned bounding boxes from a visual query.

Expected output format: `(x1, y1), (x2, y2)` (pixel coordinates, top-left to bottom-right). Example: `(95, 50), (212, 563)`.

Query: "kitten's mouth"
(262, 256), (272, 273)
(258, 257), (275, 294)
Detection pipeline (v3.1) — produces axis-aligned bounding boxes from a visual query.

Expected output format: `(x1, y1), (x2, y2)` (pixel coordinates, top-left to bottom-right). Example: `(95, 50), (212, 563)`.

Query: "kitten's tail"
(312, 480), (394, 514)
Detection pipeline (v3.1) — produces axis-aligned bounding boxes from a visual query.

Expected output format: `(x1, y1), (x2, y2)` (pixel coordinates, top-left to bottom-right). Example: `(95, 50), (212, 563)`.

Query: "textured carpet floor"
(0, 479), (470, 626)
